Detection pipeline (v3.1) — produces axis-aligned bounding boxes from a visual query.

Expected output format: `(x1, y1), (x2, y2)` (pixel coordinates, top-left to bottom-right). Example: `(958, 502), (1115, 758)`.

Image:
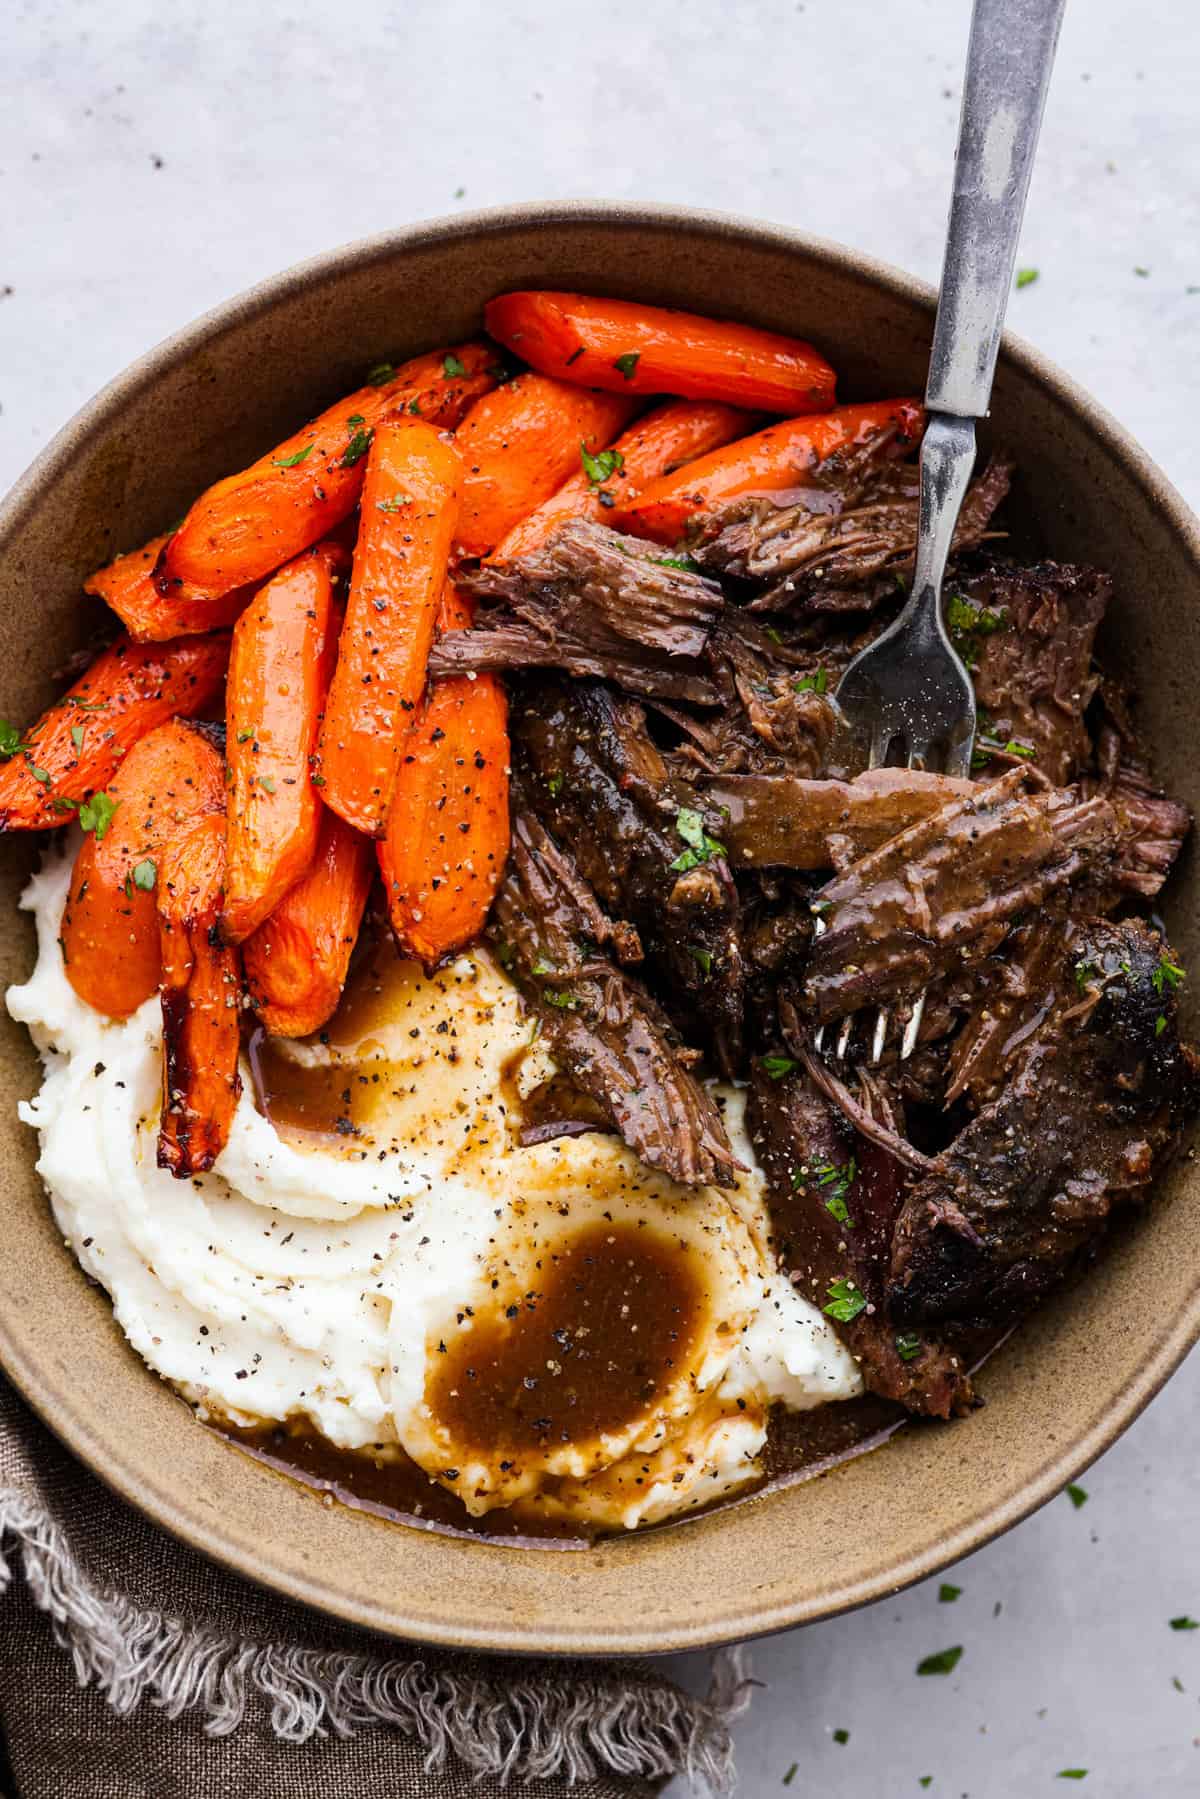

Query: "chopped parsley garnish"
(580, 442), (626, 489)
(895, 1331), (923, 1362)
(814, 1158), (856, 1227)
(236, 726), (256, 743)
(258, 775), (276, 794)
(972, 734), (1036, 769)
(341, 422), (374, 467)
(670, 805), (725, 872)
(945, 593), (1006, 670)
(613, 352), (640, 380)
(782, 1766), (798, 1788)
(916, 1646), (962, 1677)
(530, 957), (556, 976)
(28, 766), (51, 786)
(794, 668), (830, 695)
(919, 1782), (933, 1791)
(1156, 1014), (1167, 1036)
(78, 791), (119, 841)
(443, 352), (468, 378)
(938, 1583), (962, 1603)
(366, 361), (396, 386)
(832, 1728), (849, 1745)
(542, 988), (579, 1009)
(1134, 266), (1150, 278)
(1073, 958), (1096, 994)
(70, 724), (85, 751)
(1170, 1615), (1199, 1631)
(1152, 954), (1186, 994)
(823, 1276), (866, 1323)
(1016, 268), (1040, 288)
(0, 720), (25, 758)
(1057, 1773), (1088, 1782)
(376, 494), (407, 514)
(689, 946), (713, 975)
(761, 1055), (798, 1080)
(408, 398), (423, 415)
(546, 771), (564, 797)
(271, 444), (314, 469)
(652, 554), (699, 572)
(1065, 1483), (1088, 1509)
(131, 858), (156, 891)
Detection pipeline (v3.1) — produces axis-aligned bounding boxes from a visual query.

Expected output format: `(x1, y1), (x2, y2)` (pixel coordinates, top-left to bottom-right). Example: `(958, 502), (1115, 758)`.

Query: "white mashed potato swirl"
(8, 843), (861, 1532)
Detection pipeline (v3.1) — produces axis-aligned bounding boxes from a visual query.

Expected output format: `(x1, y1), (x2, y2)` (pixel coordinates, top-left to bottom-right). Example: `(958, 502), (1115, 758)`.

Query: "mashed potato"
(8, 843), (861, 1532)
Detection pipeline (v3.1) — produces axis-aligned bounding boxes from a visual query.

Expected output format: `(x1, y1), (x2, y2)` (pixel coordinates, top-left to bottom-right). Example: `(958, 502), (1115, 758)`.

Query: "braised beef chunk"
(696, 612), (841, 776)
(710, 767), (974, 871)
(889, 920), (1200, 1328)
(962, 559), (1110, 784)
(695, 446), (1011, 613)
(434, 519), (722, 702)
(748, 1066), (974, 1418)
(804, 768), (1118, 1023)
(1091, 761), (1192, 904)
(510, 677), (746, 1072)
(487, 803), (741, 1189)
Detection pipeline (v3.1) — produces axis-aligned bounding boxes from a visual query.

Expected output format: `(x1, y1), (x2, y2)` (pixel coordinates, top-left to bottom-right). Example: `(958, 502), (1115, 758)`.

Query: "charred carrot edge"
(162, 342), (495, 596)
(378, 583), (510, 968)
(609, 398), (926, 544)
(491, 400), (755, 562)
(85, 534), (252, 642)
(453, 373), (639, 559)
(485, 291), (837, 415)
(242, 807), (374, 1038)
(222, 543), (345, 944)
(157, 812), (242, 1177)
(0, 632), (231, 831)
(61, 721), (225, 1020)
(317, 421), (462, 838)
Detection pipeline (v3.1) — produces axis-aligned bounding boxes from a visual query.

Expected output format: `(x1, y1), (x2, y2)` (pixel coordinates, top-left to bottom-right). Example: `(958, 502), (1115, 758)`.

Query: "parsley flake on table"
(78, 791), (119, 841)
(580, 442), (626, 489)
(832, 1728), (849, 1745)
(613, 352), (640, 379)
(670, 805), (725, 872)
(824, 1276), (866, 1323)
(443, 352), (467, 378)
(1066, 1483), (1088, 1509)
(271, 444), (314, 469)
(1057, 1772), (1088, 1781)
(938, 1583), (962, 1603)
(1016, 267), (1039, 288)
(1170, 1615), (1199, 1631)
(782, 1765), (798, 1788)
(916, 1645), (962, 1676)
(918, 1782), (933, 1791)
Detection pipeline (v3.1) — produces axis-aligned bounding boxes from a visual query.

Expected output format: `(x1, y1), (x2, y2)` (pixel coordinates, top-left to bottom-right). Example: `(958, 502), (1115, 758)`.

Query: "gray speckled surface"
(2, 2), (1198, 1793)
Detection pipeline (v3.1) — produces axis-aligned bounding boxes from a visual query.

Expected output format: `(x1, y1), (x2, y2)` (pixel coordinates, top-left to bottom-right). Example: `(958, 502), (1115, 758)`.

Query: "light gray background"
(2, 1), (1198, 1793)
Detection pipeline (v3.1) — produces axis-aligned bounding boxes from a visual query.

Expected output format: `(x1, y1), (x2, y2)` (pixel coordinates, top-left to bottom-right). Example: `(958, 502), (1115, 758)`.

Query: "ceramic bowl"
(0, 203), (1196, 1655)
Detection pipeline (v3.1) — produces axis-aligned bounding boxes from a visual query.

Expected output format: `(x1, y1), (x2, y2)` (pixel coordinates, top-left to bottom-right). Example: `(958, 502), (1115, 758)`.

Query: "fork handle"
(926, 0), (1067, 417)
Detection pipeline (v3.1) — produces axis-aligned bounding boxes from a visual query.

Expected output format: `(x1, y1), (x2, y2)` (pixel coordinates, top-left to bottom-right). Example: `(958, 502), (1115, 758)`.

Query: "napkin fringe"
(0, 1483), (751, 1790)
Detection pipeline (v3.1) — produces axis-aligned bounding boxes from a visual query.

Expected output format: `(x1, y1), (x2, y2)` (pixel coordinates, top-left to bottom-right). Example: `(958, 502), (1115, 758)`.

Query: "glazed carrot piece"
(378, 583), (510, 968)
(317, 421), (461, 837)
(85, 534), (252, 642)
(0, 633), (230, 831)
(61, 721), (225, 1019)
(157, 812), (242, 1177)
(453, 374), (639, 559)
(242, 807), (374, 1038)
(610, 398), (926, 544)
(162, 343), (495, 595)
(492, 400), (754, 562)
(485, 291), (837, 415)
(222, 543), (345, 944)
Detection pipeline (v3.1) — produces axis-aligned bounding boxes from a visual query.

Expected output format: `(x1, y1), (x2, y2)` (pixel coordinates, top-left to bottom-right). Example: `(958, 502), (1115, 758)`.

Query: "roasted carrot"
(85, 534), (252, 642)
(242, 807), (374, 1038)
(453, 374), (639, 559)
(491, 400), (754, 562)
(0, 633), (230, 831)
(162, 343), (495, 595)
(316, 421), (461, 837)
(222, 543), (345, 944)
(61, 721), (225, 1019)
(609, 398), (926, 544)
(378, 583), (510, 968)
(157, 812), (242, 1177)
(485, 291), (837, 415)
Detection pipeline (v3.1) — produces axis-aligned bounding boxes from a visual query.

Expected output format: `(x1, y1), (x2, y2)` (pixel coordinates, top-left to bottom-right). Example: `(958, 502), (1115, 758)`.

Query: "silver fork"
(816, 0), (1067, 1065)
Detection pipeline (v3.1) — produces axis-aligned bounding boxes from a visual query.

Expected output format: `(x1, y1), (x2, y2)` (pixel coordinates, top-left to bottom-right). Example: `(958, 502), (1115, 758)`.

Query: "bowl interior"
(0, 206), (1197, 1655)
